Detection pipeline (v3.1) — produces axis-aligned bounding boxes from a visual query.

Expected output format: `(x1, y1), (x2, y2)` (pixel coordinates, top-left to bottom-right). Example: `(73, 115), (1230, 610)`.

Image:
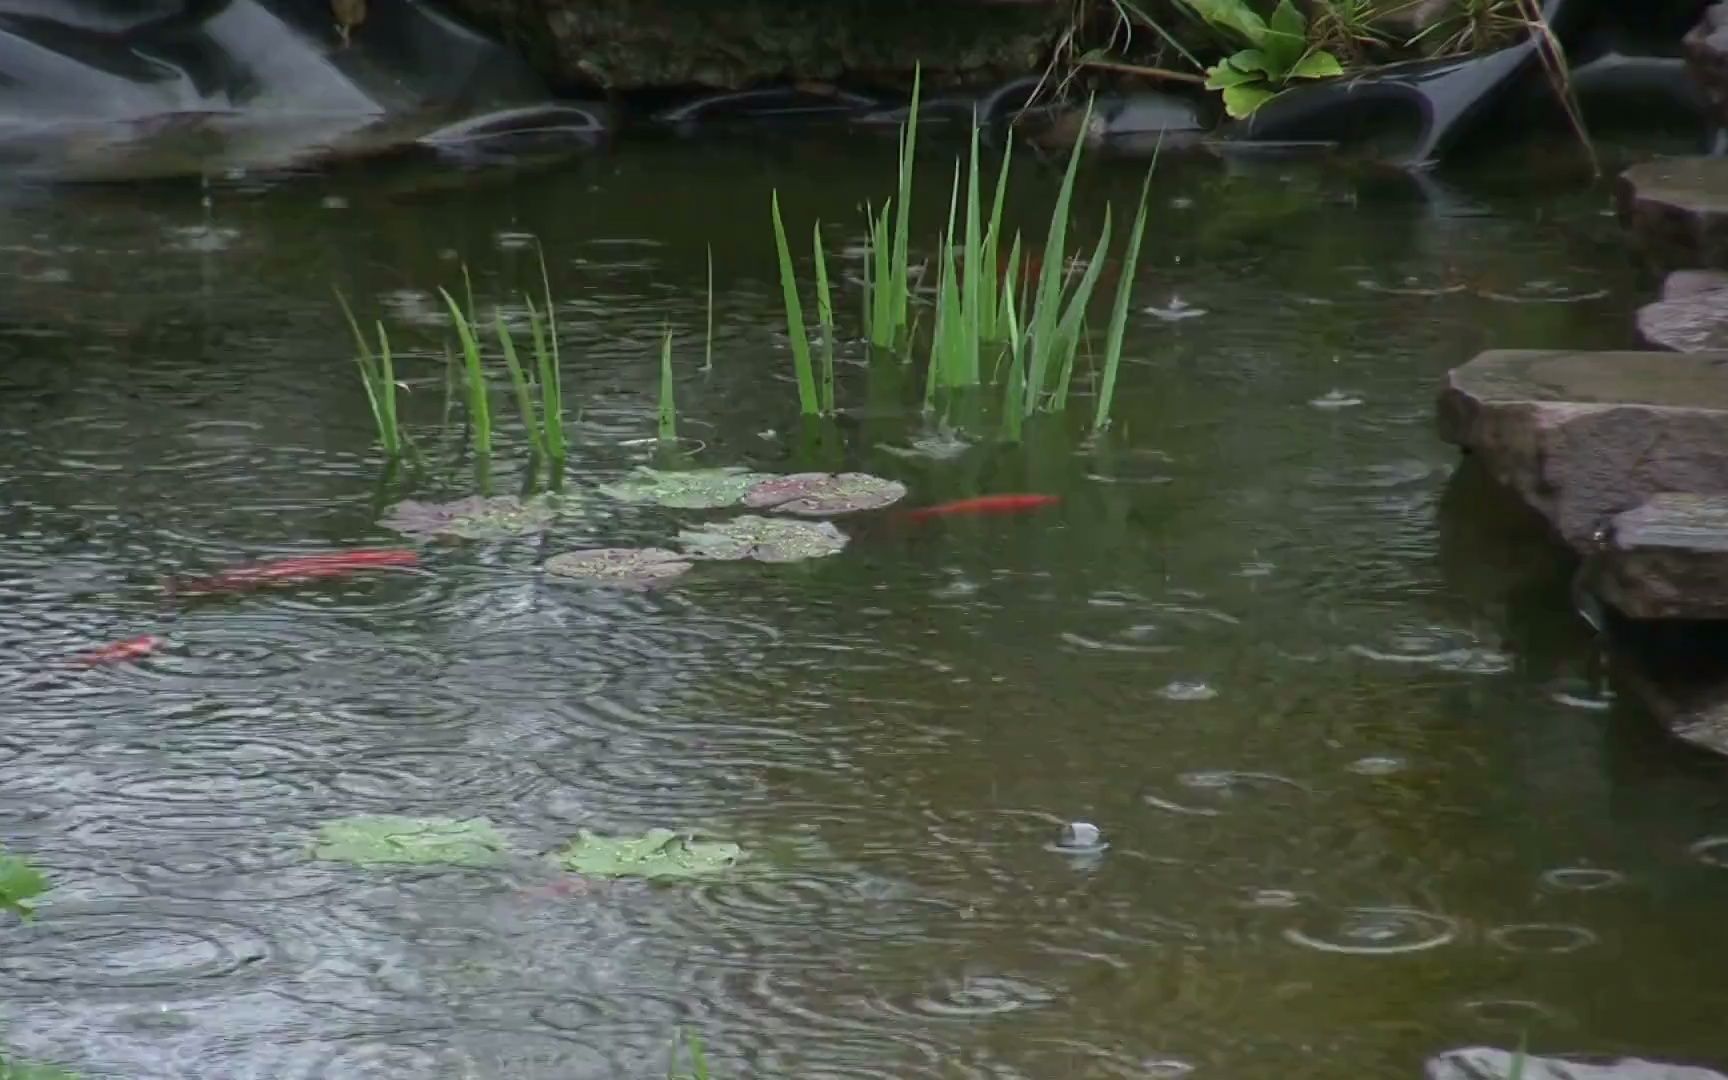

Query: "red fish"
(73, 634), (164, 667)
(898, 494), (1061, 522)
(168, 548), (419, 595)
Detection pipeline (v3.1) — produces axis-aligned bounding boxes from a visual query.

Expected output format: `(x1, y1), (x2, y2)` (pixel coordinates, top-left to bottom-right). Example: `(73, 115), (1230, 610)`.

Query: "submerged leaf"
(598, 467), (772, 509)
(742, 472), (907, 516)
(312, 815), (510, 867)
(553, 828), (741, 880)
(0, 851), (47, 920)
(380, 495), (560, 540)
(678, 515), (848, 563)
(545, 547), (693, 587)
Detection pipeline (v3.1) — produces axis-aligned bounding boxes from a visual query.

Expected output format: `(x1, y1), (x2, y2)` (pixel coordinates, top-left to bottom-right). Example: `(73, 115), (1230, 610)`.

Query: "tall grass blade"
(1048, 212), (1113, 412)
(959, 117), (983, 385)
(866, 201), (893, 346)
(703, 243), (715, 373)
(1000, 280), (1024, 441)
(494, 311), (544, 458)
(812, 222), (836, 414)
(439, 286), (492, 458)
(334, 289), (402, 457)
(524, 296), (566, 462)
(979, 136), (1014, 343)
(1024, 96), (1095, 413)
(770, 191), (819, 415)
(658, 326), (677, 443)
(884, 66), (921, 347)
(1093, 163), (1155, 431)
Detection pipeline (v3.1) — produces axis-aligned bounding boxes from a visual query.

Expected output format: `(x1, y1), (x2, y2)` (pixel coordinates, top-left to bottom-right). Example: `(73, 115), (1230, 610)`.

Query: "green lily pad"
(545, 547), (693, 587)
(380, 495), (560, 540)
(742, 472), (907, 516)
(677, 515), (848, 563)
(0, 850), (47, 921)
(599, 467), (773, 509)
(311, 814), (510, 867)
(552, 828), (741, 880)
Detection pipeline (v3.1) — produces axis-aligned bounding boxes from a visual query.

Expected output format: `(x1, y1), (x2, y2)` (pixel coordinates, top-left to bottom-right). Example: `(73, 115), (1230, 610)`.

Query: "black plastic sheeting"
(0, 0), (607, 180)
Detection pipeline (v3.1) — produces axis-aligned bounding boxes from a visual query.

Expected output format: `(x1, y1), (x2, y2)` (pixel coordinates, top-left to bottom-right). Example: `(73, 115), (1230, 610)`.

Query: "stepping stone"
(1637, 269), (1728, 352)
(1438, 349), (1728, 549)
(1610, 615), (1728, 758)
(1591, 494), (1728, 619)
(1618, 157), (1728, 271)
(1429, 1046), (1728, 1080)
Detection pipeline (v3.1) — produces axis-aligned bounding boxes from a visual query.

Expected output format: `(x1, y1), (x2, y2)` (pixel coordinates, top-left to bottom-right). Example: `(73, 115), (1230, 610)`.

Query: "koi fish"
(72, 634), (164, 667)
(168, 548), (419, 595)
(898, 494), (1061, 522)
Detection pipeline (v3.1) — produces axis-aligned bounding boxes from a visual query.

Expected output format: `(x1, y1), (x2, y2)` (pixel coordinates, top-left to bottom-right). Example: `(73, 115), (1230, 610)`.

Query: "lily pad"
(312, 814), (510, 867)
(742, 472), (907, 516)
(678, 515), (848, 563)
(552, 828), (741, 880)
(599, 467), (772, 509)
(545, 547), (692, 587)
(380, 495), (559, 540)
(0, 850), (47, 920)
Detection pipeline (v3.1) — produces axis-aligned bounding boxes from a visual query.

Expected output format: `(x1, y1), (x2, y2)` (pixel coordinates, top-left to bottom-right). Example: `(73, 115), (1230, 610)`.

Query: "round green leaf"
(545, 547), (693, 586)
(380, 495), (560, 540)
(599, 467), (773, 509)
(312, 814), (510, 867)
(678, 515), (848, 563)
(552, 828), (741, 880)
(742, 472), (907, 516)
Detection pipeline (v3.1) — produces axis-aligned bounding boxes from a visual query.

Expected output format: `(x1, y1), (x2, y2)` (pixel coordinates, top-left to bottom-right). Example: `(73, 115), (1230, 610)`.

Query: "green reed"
(335, 289), (405, 457)
(658, 325), (678, 443)
(1094, 162), (1156, 431)
(861, 67), (922, 349)
(770, 190), (819, 415)
(529, 245), (568, 462)
(438, 283), (493, 459)
(812, 222), (837, 414)
(703, 243), (715, 373)
(666, 1031), (710, 1080)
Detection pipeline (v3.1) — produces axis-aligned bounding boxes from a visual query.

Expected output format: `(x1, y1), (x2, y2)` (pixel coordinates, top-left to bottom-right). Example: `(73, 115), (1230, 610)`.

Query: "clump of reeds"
(770, 70), (1153, 434)
(336, 289), (408, 458)
(658, 325), (678, 443)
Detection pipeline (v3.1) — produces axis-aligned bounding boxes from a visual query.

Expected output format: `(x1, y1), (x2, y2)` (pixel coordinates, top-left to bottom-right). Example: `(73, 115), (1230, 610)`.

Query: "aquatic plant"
(0, 1053), (80, 1080)
(553, 829), (741, 880)
(336, 290), (406, 458)
(742, 472), (907, 516)
(312, 814), (510, 868)
(439, 280), (494, 459)
(703, 243), (715, 373)
(667, 1031), (711, 1080)
(678, 516), (849, 563)
(1180, 0), (1345, 117)
(812, 223), (837, 414)
(861, 67), (921, 349)
(545, 547), (694, 587)
(528, 247), (568, 463)
(770, 191), (819, 416)
(0, 847), (46, 921)
(658, 326), (678, 442)
(599, 467), (772, 509)
(378, 494), (560, 539)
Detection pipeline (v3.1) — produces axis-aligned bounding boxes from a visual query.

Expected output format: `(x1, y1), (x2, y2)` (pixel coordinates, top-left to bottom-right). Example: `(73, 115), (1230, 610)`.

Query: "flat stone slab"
(1591, 494), (1728, 619)
(1429, 1046), (1728, 1080)
(1438, 350), (1728, 549)
(1638, 271), (1728, 352)
(1619, 157), (1728, 271)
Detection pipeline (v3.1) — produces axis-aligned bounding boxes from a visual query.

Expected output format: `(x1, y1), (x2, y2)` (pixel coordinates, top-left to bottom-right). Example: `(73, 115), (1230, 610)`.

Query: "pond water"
(6, 126), (1728, 1079)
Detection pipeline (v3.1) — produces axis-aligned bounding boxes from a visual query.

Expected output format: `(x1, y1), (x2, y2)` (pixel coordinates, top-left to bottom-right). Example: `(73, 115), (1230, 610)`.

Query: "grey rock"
(1428, 1046), (1728, 1080)
(1609, 615), (1728, 757)
(1637, 278), (1728, 352)
(1618, 158), (1728, 272)
(1437, 350), (1728, 549)
(1591, 494), (1728, 619)
(1685, 2), (1728, 128)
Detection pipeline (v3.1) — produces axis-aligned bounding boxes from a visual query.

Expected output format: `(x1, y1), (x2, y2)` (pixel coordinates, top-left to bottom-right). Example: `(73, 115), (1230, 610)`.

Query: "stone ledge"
(1619, 157), (1728, 272)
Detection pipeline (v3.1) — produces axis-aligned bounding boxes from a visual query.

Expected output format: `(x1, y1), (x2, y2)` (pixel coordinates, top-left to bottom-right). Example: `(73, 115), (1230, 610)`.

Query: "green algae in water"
(599, 467), (772, 509)
(553, 829), (741, 880)
(741, 472), (906, 516)
(545, 547), (693, 587)
(0, 849), (46, 921)
(312, 814), (510, 867)
(0, 1055), (80, 1080)
(379, 494), (564, 539)
(678, 515), (848, 563)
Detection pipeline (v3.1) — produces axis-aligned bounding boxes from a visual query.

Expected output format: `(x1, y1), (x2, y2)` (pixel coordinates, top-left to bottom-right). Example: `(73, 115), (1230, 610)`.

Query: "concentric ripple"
(1142, 769), (1309, 817)
(1486, 923), (1598, 954)
(1282, 906), (1460, 955)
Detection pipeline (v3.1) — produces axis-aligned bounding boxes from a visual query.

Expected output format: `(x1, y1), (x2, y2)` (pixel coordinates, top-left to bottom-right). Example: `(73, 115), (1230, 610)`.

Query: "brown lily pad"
(678, 515), (848, 563)
(742, 472), (907, 516)
(545, 547), (693, 586)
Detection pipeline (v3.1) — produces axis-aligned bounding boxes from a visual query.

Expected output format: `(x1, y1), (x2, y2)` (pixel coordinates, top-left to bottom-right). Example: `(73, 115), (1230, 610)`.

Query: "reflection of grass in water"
(0, 1053), (80, 1080)
(667, 1031), (711, 1080)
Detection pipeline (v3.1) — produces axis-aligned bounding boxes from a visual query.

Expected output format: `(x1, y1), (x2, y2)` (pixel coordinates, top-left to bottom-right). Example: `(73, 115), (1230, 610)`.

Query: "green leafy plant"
(553, 829), (742, 880)
(311, 815), (510, 867)
(1186, 0), (1344, 117)
(658, 326), (678, 443)
(667, 1031), (711, 1080)
(0, 848), (47, 921)
(439, 280), (494, 459)
(335, 290), (407, 458)
(0, 1053), (80, 1080)
(770, 191), (820, 416)
(861, 67), (922, 349)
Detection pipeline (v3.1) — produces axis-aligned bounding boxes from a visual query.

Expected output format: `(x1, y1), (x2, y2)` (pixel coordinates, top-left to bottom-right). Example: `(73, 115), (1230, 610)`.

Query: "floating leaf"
(545, 547), (693, 587)
(380, 495), (560, 539)
(312, 814), (510, 867)
(742, 472), (907, 516)
(598, 467), (772, 509)
(0, 850), (47, 920)
(552, 828), (741, 880)
(678, 515), (848, 563)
